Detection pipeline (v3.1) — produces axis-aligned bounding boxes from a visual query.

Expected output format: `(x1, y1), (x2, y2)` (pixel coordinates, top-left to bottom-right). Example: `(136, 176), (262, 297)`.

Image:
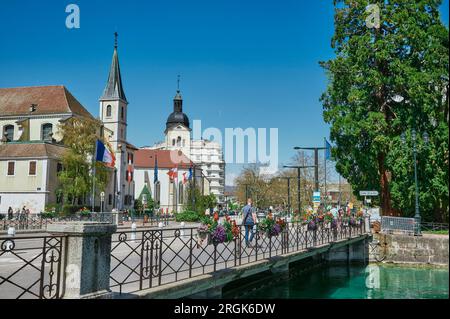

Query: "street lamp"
(278, 177), (293, 214)
(293, 147), (326, 193)
(283, 165), (315, 214)
(401, 129), (429, 236)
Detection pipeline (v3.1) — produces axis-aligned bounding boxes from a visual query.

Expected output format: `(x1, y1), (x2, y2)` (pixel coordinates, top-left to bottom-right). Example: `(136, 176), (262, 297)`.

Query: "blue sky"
(0, 0), (448, 185)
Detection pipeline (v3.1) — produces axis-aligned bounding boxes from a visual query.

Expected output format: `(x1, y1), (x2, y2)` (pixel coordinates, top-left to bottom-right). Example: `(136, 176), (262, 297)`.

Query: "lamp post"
(278, 177), (293, 214)
(283, 165), (315, 214)
(293, 147), (326, 194)
(401, 129), (428, 236)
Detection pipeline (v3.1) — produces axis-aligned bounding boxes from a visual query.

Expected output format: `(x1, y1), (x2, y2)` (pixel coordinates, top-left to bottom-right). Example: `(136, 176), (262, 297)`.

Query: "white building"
(133, 148), (209, 213)
(0, 34), (136, 214)
(146, 89), (225, 203)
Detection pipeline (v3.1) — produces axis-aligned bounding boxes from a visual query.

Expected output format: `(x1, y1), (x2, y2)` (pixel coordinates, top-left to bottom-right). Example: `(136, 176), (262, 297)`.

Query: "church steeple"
(100, 32), (127, 103)
(166, 75), (189, 130)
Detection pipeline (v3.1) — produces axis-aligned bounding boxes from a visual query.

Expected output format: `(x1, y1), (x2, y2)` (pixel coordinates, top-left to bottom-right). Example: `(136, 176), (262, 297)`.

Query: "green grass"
(422, 230), (449, 235)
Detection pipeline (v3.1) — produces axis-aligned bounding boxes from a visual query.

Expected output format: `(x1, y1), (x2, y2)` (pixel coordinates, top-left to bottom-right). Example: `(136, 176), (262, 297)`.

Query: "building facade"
(133, 149), (209, 213)
(0, 35), (136, 214)
(147, 89), (225, 203)
(0, 85), (92, 214)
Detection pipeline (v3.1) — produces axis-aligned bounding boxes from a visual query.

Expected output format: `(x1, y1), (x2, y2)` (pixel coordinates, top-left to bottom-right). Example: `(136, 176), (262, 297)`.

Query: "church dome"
(166, 111), (190, 129)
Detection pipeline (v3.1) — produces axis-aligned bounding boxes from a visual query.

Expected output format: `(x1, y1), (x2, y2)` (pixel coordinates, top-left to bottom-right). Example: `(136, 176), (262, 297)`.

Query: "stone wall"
(372, 233), (449, 265)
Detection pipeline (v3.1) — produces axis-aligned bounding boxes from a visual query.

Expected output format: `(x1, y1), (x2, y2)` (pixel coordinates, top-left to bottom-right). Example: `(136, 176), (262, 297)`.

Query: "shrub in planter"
(176, 210), (202, 222)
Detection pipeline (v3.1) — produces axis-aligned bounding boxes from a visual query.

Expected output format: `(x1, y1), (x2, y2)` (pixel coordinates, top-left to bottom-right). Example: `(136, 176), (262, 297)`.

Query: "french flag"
(95, 140), (115, 168)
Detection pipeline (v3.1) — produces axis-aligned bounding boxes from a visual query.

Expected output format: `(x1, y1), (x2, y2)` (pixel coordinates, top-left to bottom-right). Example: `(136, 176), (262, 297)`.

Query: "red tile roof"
(0, 85), (93, 118)
(134, 149), (193, 169)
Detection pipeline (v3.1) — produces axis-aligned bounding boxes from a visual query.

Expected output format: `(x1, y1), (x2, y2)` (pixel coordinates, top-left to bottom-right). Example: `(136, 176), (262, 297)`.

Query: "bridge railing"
(0, 234), (66, 299)
(0, 218), (369, 299)
(109, 218), (368, 295)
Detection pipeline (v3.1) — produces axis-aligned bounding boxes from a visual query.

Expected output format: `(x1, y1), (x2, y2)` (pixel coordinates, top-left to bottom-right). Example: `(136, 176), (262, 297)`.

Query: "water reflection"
(225, 263), (449, 299)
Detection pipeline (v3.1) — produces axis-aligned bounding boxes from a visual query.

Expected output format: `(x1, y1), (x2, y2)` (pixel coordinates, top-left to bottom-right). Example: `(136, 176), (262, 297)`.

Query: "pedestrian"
(7, 206), (13, 220)
(243, 198), (257, 248)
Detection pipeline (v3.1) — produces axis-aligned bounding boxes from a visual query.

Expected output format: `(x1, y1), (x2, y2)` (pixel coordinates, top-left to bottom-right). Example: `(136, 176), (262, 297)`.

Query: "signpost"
(360, 190), (379, 217)
(313, 191), (321, 210)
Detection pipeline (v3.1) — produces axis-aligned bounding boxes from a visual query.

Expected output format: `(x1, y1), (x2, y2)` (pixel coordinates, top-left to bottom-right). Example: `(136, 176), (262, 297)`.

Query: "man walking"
(243, 198), (257, 248)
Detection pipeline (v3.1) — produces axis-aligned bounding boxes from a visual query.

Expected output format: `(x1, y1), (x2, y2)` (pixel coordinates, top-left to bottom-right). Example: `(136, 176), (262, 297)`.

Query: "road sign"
(359, 190), (379, 196)
(313, 191), (321, 203)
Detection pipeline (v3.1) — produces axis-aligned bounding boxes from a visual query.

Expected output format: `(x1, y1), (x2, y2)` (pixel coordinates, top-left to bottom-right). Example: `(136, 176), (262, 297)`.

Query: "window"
(108, 194), (113, 205)
(177, 136), (181, 147)
(182, 139), (186, 147)
(121, 106), (124, 120)
(41, 123), (53, 141)
(178, 182), (184, 204)
(29, 161), (37, 176)
(3, 125), (14, 142)
(106, 105), (112, 117)
(7, 162), (15, 176)
(172, 139), (175, 146)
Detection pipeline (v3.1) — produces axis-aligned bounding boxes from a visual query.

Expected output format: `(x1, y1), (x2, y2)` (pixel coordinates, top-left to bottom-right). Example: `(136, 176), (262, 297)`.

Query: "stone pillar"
(348, 240), (367, 263)
(47, 222), (117, 299)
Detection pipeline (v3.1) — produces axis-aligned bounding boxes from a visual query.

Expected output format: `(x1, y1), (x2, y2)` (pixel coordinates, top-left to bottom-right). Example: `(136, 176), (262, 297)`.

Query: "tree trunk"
(378, 152), (393, 216)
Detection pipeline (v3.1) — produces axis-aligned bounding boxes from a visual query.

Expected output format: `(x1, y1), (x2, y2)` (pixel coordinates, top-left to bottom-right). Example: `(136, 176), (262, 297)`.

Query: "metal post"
(287, 178), (291, 213)
(412, 130), (421, 236)
(297, 167), (301, 214)
(314, 148), (319, 192)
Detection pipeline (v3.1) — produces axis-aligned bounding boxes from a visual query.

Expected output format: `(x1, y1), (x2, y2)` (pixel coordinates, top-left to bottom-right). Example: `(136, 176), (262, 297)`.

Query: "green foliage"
(175, 210), (203, 222)
(320, 0), (449, 222)
(56, 117), (110, 207)
(185, 186), (218, 215)
(137, 184), (154, 211)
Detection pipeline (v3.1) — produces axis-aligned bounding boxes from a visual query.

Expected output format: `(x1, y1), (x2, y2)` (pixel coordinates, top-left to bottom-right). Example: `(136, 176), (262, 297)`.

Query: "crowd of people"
(5, 206), (31, 221)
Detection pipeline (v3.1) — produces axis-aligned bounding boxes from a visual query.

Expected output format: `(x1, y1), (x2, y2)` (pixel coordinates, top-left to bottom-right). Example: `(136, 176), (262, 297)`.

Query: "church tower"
(99, 32), (130, 210)
(165, 78), (191, 158)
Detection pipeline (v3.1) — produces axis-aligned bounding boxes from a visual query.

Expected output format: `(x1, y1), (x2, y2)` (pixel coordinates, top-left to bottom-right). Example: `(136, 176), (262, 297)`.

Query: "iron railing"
(109, 219), (368, 294)
(420, 222), (449, 232)
(0, 235), (66, 299)
(381, 216), (416, 235)
(0, 213), (125, 231)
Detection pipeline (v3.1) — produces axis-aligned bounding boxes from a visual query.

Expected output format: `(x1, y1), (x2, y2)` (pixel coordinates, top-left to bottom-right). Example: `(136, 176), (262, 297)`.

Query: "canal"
(223, 262), (449, 299)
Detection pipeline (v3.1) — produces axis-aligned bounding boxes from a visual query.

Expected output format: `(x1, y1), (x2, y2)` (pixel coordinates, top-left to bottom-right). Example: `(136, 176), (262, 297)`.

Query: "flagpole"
(92, 140), (98, 213)
(324, 137), (327, 208)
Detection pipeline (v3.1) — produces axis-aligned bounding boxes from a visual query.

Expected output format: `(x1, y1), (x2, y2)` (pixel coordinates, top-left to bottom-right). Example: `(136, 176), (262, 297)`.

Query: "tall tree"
(56, 117), (109, 207)
(321, 0), (448, 220)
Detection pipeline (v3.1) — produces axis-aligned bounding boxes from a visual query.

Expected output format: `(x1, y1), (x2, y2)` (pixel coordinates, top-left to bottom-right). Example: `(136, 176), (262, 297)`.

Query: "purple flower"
(271, 224), (282, 236)
(308, 220), (317, 231)
(211, 225), (227, 244)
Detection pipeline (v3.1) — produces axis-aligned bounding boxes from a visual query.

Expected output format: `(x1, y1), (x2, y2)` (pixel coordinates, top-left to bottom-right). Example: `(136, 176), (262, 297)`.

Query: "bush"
(40, 212), (57, 219)
(175, 210), (203, 222)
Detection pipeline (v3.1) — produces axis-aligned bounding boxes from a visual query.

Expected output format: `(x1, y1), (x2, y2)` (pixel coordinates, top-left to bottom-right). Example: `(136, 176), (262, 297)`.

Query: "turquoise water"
(225, 264), (449, 299)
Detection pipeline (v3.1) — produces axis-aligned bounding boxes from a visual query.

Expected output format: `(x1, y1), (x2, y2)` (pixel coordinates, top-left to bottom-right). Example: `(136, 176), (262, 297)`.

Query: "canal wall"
(372, 233), (449, 266)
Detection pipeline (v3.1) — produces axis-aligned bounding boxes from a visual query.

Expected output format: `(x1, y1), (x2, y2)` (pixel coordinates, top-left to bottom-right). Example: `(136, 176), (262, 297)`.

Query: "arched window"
(41, 123), (53, 141)
(106, 105), (112, 117)
(172, 139), (176, 146)
(177, 136), (181, 147)
(3, 125), (14, 142)
(178, 182), (184, 204)
(182, 139), (186, 147)
(121, 106), (124, 119)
